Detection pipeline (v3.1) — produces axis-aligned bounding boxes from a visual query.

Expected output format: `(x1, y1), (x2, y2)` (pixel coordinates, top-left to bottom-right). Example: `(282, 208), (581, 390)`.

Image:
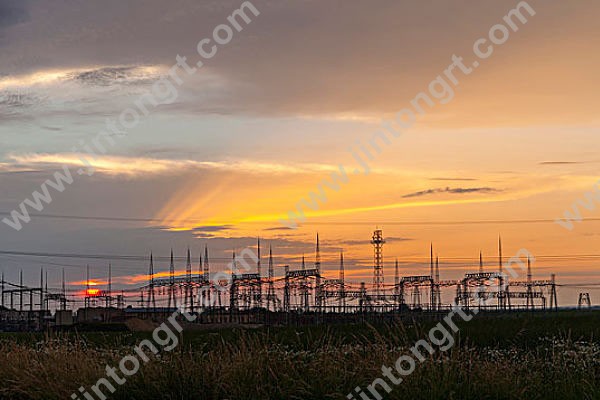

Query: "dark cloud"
(263, 226), (293, 231)
(402, 187), (499, 198)
(0, 169), (44, 176)
(190, 225), (234, 237)
(0, 0), (29, 30)
(0, 0), (593, 118)
(386, 236), (414, 243)
(69, 66), (159, 87)
(191, 225), (232, 233)
(40, 125), (62, 132)
(0, 64), (167, 123)
(0, 90), (38, 109)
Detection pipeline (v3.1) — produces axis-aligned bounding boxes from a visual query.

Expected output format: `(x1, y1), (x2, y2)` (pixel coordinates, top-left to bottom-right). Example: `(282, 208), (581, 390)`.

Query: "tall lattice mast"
(435, 255), (441, 309)
(498, 236), (503, 276)
(266, 244), (276, 311)
(232, 250), (237, 274)
(526, 256), (533, 309)
(204, 245), (211, 308)
(429, 245), (435, 309)
(268, 246), (274, 281)
(168, 249), (177, 309)
(315, 233), (322, 307)
(394, 258), (400, 307)
(62, 268), (66, 311)
(106, 263), (112, 308)
(430, 243), (434, 278)
(185, 248), (192, 312)
(198, 252), (202, 279)
(339, 251), (345, 284)
(371, 229), (385, 297)
(85, 265), (89, 309)
(394, 258), (399, 289)
(197, 251), (203, 309)
(479, 251), (484, 274)
(203, 245), (210, 277)
(257, 237), (261, 277)
(147, 253), (156, 311)
(257, 237), (262, 308)
(315, 233), (321, 274)
(44, 270), (48, 311)
(39, 268), (44, 312)
(498, 236), (505, 310)
(229, 250), (237, 311)
(339, 251), (345, 311)
(301, 253), (308, 310)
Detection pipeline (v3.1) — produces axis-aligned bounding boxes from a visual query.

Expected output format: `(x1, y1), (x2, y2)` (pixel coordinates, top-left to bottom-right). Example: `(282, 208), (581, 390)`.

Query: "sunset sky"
(1, 0), (599, 305)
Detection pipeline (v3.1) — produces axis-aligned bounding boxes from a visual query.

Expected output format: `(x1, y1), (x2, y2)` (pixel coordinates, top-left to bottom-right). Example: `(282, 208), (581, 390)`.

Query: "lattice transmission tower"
(371, 229), (385, 297)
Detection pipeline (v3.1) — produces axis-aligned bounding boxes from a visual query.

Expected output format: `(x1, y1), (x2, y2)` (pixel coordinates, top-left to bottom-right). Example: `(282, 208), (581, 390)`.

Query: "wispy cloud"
(402, 187), (499, 198)
(0, 161), (40, 174)
(69, 66), (162, 87)
(0, 65), (164, 91)
(163, 225), (234, 237)
(0, 65), (168, 120)
(538, 161), (585, 165)
(4, 153), (346, 177)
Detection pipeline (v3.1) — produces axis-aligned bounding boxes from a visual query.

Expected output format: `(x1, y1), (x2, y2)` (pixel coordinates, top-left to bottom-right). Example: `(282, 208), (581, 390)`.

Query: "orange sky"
(1, 0), (599, 306)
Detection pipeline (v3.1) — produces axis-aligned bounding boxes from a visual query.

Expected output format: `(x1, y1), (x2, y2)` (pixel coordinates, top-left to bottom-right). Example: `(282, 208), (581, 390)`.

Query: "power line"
(0, 211), (168, 224)
(3, 249), (600, 261)
(4, 249), (600, 270)
(2, 211), (600, 226)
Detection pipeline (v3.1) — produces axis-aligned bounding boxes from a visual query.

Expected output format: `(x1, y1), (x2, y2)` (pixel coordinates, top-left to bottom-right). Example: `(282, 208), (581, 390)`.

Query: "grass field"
(1, 310), (599, 399)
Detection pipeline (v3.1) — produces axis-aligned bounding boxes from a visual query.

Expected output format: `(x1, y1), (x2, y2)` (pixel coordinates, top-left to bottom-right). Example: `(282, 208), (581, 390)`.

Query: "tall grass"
(0, 312), (599, 399)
